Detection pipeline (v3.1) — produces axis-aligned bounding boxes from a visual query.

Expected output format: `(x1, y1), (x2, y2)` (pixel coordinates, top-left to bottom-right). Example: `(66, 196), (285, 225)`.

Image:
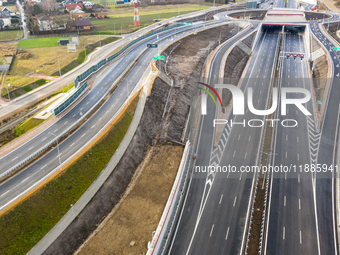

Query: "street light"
(70, 204), (75, 218)
(49, 132), (62, 173)
(84, 42), (91, 60)
(121, 78), (129, 102)
(6, 83), (11, 101)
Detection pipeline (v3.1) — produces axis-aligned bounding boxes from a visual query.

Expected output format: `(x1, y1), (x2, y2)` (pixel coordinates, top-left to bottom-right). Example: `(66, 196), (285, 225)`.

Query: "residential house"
(0, 1), (2, 6)
(37, 15), (58, 31)
(2, 7), (11, 12)
(70, 6), (85, 20)
(65, 2), (83, 10)
(0, 10), (11, 26)
(94, 12), (107, 18)
(26, 1), (36, 4)
(67, 19), (91, 31)
(83, 1), (92, 8)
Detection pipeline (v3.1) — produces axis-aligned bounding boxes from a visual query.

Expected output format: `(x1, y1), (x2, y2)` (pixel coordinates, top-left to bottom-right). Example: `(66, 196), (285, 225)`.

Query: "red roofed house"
(26, 1), (36, 5)
(66, 3), (83, 10)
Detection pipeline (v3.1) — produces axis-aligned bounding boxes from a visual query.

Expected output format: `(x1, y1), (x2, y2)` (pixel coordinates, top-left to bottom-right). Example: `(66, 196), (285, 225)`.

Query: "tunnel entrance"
(261, 24), (306, 34)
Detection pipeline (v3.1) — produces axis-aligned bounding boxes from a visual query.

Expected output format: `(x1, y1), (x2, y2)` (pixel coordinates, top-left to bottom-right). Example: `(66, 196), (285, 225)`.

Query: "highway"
(0, 7), (219, 120)
(4, 2), (340, 255)
(167, 26), (281, 255)
(310, 16), (340, 255)
(264, 4), (340, 255)
(265, 32), (320, 255)
(0, 20), (232, 209)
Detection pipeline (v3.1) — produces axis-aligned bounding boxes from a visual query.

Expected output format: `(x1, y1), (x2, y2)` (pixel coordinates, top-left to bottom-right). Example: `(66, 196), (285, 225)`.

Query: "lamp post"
(49, 132), (62, 173)
(84, 42), (90, 60)
(122, 78), (129, 102)
(6, 83), (11, 101)
(70, 204), (75, 218)
(57, 57), (61, 77)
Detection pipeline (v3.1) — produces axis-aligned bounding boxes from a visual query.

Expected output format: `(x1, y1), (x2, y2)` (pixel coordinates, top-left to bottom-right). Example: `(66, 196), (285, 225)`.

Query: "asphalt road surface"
(0, 20), (227, 209)
(167, 26), (281, 255)
(265, 32), (320, 255)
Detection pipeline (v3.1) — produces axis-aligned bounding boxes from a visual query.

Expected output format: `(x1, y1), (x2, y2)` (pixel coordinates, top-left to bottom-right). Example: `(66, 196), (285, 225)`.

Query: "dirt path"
(76, 145), (184, 255)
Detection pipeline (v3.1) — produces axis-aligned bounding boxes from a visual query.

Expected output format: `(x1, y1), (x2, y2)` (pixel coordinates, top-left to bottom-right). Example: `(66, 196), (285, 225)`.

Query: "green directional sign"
(153, 56), (165, 60)
(183, 22), (193, 25)
(317, 101), (324, 105)
(334, 46), (340, 51)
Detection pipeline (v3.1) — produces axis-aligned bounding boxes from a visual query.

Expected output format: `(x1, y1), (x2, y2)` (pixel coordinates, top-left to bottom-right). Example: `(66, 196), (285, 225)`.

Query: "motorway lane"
(0, 6), (222, 120)
(310, 19), (340, 255)
(0, 22), (219, 175)
(168, 28), (280, 255)
(0, 21), (229, 208)
(265, 32), (319, 255)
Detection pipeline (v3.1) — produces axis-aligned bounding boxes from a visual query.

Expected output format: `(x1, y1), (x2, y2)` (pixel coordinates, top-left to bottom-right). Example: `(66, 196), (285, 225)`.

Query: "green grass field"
(91, 5), (208, 33)
(18, 37), (72, 48)
(0, 99), (138, 255)
(0, 30), (23, 42)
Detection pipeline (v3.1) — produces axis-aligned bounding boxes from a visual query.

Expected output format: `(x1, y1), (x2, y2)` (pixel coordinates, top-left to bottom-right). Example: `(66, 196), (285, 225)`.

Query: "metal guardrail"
(54, 82), (88, 116)
(0, 79), (143, 214)
(74, 23), (185, 88)
(0, 23), (195, 181)
(0, 20), (220, 212)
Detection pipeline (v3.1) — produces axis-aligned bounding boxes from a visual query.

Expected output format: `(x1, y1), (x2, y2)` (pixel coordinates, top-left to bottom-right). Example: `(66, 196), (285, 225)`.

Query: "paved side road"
(0, 6), (225, 122)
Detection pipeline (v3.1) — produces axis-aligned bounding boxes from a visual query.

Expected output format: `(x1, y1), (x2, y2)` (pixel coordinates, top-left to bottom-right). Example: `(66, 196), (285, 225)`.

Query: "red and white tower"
(133, 3), (140, 26)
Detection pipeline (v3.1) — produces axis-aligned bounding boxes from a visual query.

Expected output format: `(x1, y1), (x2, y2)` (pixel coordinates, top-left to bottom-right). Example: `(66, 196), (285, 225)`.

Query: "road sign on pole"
(153, 56), (165, 60)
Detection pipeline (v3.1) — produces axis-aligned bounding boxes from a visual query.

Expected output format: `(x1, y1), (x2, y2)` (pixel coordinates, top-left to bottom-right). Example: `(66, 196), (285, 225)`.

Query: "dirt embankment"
(77, 145), (184, 255)
(43, 23), (241, 255)
(222, 33), (254, 107)
(311, 34), (322, 52)
(156, 24), (238, 142)
(310, 35), (329, 112)
(305, 11), (331, 20)
(324, 22), (340, 44)
(228, 10), (267, 20)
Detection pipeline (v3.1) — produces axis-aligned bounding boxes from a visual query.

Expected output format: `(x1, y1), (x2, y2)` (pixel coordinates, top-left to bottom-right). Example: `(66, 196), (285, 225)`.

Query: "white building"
(37, 15), (58, 31)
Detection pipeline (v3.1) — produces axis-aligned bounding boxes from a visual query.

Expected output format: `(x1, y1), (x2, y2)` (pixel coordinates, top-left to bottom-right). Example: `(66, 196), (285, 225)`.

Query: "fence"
(74, 23), (186, 88)
(54, 81), (88, 116)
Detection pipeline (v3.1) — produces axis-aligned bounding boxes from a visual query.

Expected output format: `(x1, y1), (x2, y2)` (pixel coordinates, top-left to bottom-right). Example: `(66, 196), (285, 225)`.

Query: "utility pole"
(6, 84), (11, 101)
(58, 57), (61, 77)
(122, 78), (129, 103)
(121, 23), (122, 35)
(49, 132), (62, 173)
(114, 23), (115, 35)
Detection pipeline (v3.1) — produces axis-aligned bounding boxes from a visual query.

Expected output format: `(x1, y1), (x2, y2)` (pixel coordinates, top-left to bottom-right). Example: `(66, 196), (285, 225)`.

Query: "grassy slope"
(18, 37), (72, 48)
(14, 118), (44, 136)
(0, 98), (138, 255)
(0, 30), (23, 42)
